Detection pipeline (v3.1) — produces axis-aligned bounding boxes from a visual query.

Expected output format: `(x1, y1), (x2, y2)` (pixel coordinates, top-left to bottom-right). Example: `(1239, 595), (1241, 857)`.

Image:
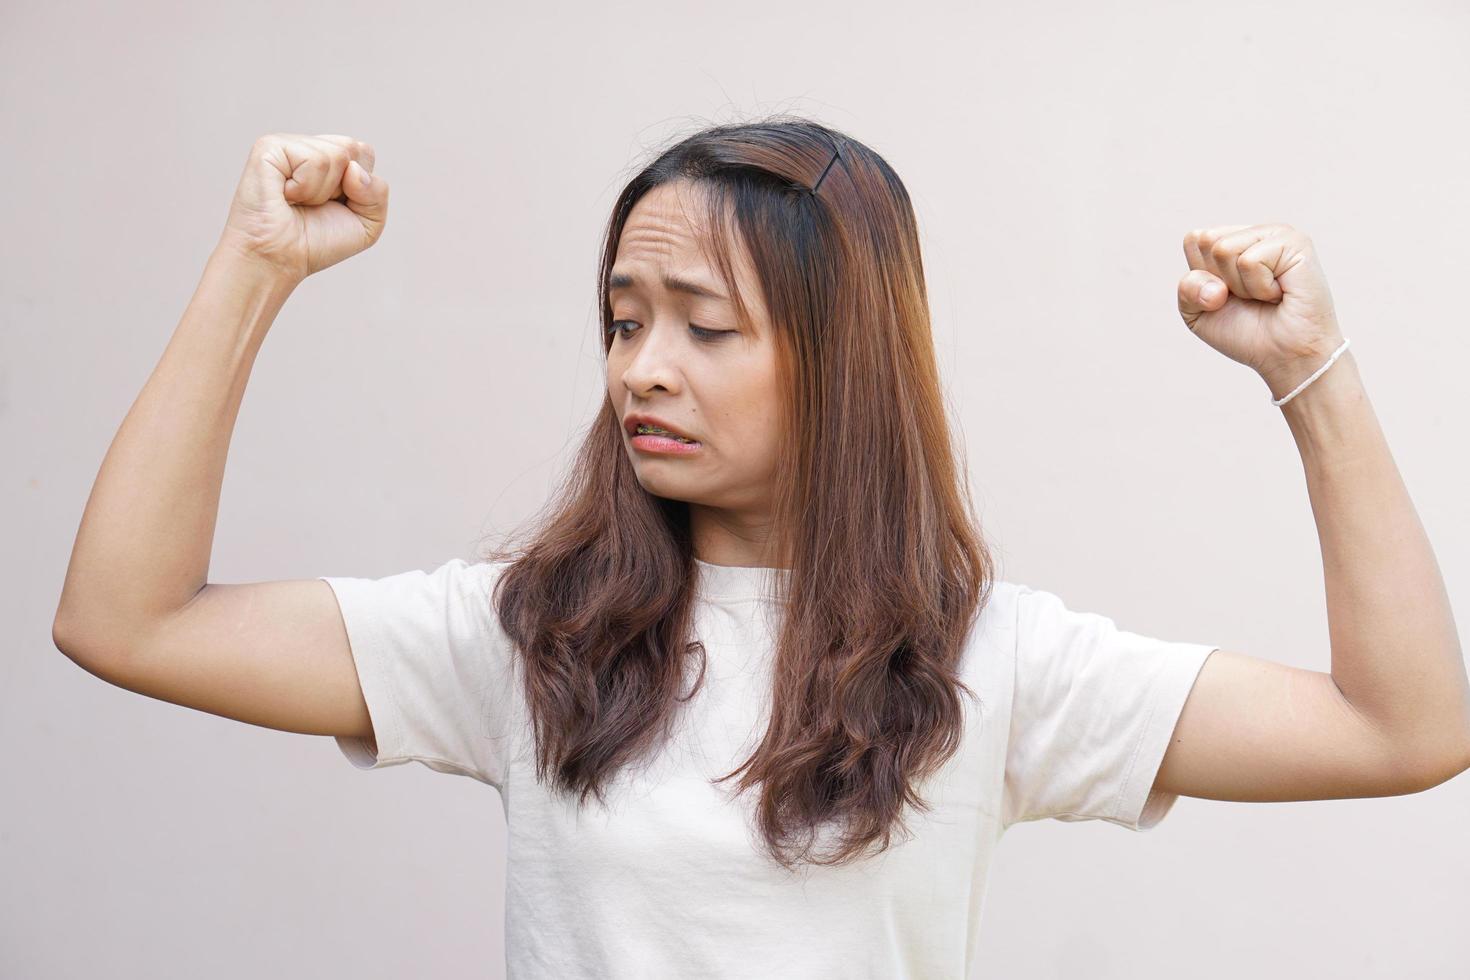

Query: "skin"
(605, 179), (787, 569)
(1151, 223), (1470, 802)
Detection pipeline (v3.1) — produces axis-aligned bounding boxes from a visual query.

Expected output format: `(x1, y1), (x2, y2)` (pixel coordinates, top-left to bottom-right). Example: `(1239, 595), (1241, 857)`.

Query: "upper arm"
(1152, 649), (1452, 802)
(55, 578), (374, 742)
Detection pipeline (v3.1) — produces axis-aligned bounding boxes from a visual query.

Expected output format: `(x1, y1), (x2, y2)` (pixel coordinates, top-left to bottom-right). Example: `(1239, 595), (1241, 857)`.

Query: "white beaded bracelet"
(1270, 337), (1352, 407)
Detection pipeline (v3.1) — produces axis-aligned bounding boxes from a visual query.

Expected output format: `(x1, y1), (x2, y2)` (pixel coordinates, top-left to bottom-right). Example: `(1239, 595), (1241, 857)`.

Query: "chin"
(633, 472), (709, 506)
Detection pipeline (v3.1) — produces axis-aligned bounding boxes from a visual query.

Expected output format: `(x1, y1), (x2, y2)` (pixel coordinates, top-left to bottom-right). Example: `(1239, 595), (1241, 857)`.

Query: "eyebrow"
(608, 271), (730, 302)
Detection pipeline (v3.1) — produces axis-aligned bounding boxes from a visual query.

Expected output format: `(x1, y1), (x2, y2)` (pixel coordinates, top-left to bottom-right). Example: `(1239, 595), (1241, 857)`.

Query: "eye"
(607, 320), (733, 342)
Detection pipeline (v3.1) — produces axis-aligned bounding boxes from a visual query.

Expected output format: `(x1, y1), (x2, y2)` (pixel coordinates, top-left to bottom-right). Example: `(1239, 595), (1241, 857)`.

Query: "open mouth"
(632, 423), (697, 444)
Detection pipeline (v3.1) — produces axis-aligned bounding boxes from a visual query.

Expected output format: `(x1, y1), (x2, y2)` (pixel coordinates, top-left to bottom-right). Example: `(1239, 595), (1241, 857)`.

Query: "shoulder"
(424, 555), (519, 603)
(976, 579), (1028, 634)
(959, 579), (1087, 678)
(954, 579), (1027, 681)
(378, 557), (516, 645)
(458, 555), (515, 591)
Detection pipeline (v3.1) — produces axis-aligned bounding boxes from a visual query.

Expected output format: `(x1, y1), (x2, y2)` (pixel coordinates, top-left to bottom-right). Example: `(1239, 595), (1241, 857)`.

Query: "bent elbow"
(1397, 739), (1470, 795)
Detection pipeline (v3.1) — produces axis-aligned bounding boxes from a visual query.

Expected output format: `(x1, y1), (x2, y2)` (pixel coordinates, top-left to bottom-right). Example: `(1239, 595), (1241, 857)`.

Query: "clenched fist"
(216, 133), (389, 285)
(1176, 224), (1345, 401)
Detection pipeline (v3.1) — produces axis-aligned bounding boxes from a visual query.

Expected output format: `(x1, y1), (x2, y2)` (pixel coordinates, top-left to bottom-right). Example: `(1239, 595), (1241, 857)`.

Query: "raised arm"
(1153, 224), (1470, 803)
(52, 134), (394, 741)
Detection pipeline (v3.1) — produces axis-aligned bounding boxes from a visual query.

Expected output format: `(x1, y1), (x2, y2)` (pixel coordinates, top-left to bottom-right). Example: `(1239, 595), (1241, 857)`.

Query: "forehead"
(614, 181), (717, 270)
(609, 181), (766, 322)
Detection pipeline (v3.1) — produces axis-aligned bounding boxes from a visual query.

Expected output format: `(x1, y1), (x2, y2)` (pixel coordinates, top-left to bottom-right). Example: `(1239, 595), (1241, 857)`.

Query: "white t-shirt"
(319, 556), (1217, 979)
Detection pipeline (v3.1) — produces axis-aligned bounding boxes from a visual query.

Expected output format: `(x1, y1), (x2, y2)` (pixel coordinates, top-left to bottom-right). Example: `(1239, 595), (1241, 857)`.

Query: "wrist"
(195, 243), (299, 343)
(210, 236), (305, 294)
(1259, 335), (1350, 404)
(1272, 347), (1372, 461)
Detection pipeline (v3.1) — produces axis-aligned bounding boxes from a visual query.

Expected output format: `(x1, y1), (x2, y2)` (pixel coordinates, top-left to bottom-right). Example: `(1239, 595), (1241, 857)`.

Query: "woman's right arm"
(52, 133), (393, 740)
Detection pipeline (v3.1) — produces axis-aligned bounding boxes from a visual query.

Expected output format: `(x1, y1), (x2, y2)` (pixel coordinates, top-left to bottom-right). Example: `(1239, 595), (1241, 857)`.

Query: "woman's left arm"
(1152, 224), (1470, 803)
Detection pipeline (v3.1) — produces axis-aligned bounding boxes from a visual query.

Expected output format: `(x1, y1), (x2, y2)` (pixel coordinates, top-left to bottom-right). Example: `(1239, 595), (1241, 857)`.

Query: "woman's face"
(605, 180), (784, 525)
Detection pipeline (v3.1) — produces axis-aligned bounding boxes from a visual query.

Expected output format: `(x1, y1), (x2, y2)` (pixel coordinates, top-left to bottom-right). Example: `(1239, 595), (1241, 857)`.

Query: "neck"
(690, 503), (788, 568)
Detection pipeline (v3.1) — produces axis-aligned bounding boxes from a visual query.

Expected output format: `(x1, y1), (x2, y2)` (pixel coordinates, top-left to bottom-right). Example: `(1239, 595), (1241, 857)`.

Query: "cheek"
(735, 397), (784, 462)
(738, 368), (781, 441)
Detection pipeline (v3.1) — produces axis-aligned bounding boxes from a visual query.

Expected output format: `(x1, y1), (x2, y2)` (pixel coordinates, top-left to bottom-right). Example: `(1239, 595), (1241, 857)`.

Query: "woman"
(53, 118), (1470, 978)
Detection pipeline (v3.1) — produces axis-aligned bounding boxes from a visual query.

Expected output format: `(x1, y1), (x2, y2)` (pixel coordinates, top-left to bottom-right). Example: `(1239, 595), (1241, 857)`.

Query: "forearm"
(55, 247), (296, 652)
(1272, 350), (1470, 766)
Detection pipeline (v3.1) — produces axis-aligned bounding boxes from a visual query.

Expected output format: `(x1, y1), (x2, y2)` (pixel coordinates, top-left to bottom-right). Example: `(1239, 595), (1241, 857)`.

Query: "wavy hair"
(482, 114), (996, 871)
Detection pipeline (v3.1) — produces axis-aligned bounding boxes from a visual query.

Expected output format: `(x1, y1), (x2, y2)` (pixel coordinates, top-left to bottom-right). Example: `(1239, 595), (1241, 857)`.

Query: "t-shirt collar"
(693, 556), (790, 602)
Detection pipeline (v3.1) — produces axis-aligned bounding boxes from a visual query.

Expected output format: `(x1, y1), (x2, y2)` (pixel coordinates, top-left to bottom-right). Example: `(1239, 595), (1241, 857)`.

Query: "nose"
(619, 317), (683, 397)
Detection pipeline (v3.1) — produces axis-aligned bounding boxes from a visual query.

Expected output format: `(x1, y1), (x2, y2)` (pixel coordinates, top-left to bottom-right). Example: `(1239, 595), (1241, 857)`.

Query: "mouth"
(631, 423), (698, 444)
(624, 415), (699, 443)
(623, 414), (703, 455)
(630, 432), (702, 456)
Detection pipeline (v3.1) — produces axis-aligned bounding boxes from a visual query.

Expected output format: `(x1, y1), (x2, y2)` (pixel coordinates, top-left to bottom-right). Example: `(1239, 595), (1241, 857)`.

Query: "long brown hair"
(482, 115), (996, 871)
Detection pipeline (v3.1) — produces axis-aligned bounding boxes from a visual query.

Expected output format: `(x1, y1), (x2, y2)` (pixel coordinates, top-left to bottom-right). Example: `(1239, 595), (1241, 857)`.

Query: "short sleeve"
(1001, 584), (1217, 832)
(318, 557), (520, 789)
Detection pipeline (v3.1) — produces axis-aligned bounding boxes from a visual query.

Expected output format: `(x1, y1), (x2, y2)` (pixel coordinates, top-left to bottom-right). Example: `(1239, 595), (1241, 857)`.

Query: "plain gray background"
(6, 1), (1468, 977)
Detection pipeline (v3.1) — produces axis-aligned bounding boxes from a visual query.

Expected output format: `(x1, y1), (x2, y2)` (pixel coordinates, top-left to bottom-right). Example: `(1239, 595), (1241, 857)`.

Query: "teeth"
(635, 423), (693, 442)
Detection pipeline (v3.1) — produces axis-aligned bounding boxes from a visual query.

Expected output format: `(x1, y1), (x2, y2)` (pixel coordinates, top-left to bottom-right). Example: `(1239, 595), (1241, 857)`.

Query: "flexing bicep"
(58, 578), (374, 741)
(1152, 649), (1430, 802)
